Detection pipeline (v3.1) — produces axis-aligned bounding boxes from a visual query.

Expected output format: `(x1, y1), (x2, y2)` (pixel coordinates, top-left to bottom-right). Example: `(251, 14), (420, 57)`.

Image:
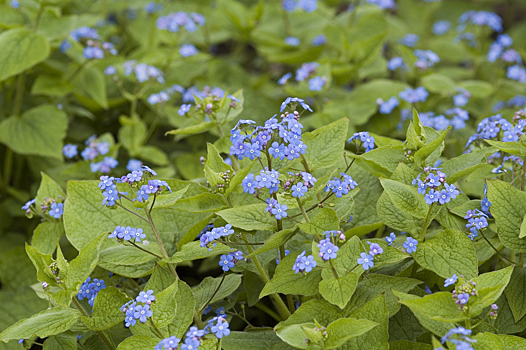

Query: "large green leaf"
(0, 27), (50, 82)
(302, 118), (349, 169)
(379, 178), (429, 218)
(0, 105), (67, 159)
(193, 274), (242, 311)
(81, 287), (130, 331)
(217, 204), (276, 231)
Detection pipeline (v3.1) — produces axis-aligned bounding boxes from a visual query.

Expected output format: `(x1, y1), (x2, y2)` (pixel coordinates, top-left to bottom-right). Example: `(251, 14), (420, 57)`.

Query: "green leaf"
(324, 318), (378, 348)
(341, 295), (389, 350)
(486, 179), (526, 253)
(485, 140), (526, 156)
(42, 332), (77, 350)
(151, 282), (178, 328)
(81, 287), (130, 331)
(165, 280), (195, 338)
(260, 253), (322, 298)
(498, 334), (526, 349)
(165, 121), (216, 135)
(398, 292), (465, 322)
(32, 221), (64, 255)
(0, 27), (50, 82)
(118, 115), (147, 154)
(171, 193), (228, 213)
(298, 207), (338, 237)
(389, 341), (433, 350)
(349, 146), (406, 178)
(0, 5), (24, 28)
(222, 330), (290, 350)
(245, 228), (297, 259)
(36, 172), (66, 206)
(458, 80), (493, 98)
(505, 267), (526, 322)
(413, 127), (450, 166)
(440, 147), (496, 183)
(0, 307), (80, 342)
(276, 299), (340, 330)
(379, 178), (429, 218)
(168, 241), (232, 263)
(421, 74), (456, 94)
(31, 74), (73, 97)
(194, 274), (242, 311)
(275, 322), (316, 349)
(302, 118), (349, 169)
(0, 105), (67, 159)
(72, 67), (108, 109)
(319, 272), (359, 309)
(217, 204), (276, 231)
(116, 335), (160, 350)
(413, 229), (478, 280)
(470, 266), (514, 316)
(153, 185), (190, 208)
(219, 89), (244, 122)
(25, 243), (57, 286)
(473, 332), (504, 350)
(67, 233), (106, 291)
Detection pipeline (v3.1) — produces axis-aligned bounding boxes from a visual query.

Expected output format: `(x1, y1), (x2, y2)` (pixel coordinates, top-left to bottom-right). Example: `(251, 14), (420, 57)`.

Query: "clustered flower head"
(324, 173), (358, 198)
(123, 61), (165, 84)
(452, 279), (478, 311)
(317, 231), (345, 261)
(34, 197), (65, 219)
(414, 50), (440, 70)
(282, 0), (318, 13)
(466, 114), (526, 149)
(219, 251), (244, 271)
(459, 10), (503, 32)
(77, 277), (106, 308)
(357, 241), (385, 270)
(412, 167), (459, 205)
(464, 209), (489, 240)
(63, 135), (118, 174)
(156, 11), (205, 33)
(199, 224), (234, 250)
(60, 27), (117, 59)
(348, 131), (375, 153)
(293, 251), (317, 274)
(121, 289), (156, 327)
(108, 225), (147, 243)
(441, 327), (477, 350)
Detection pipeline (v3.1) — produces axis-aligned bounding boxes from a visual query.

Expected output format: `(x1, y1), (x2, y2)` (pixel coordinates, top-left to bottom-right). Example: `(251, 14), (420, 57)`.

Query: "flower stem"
(329, 259), (340, 280)
(73, 298), (116, 350)
(128, 241), (163, 259)
(419, 202), (435, 242)
(296, 197), (310, 223)
(149, 318), (165, 339)
(199, 272), (226, 314)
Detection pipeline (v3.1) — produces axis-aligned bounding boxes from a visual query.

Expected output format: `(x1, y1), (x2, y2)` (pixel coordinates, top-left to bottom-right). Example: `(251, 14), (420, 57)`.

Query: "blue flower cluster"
(441, 327), (476, 350)
(219, 251), (244, 271)
(459, 10), (503, 32)
(466, 114), (526, 149)
(487, 34), (520, 64)
(157, 12), (205, 33)
(293, 251), (317, 273)
(60, 27), (117, 59)
(317, 231), (345, 261)
(121, 289), (156, 327)
(230, 102), (309, 162)
(279, 62), (327, 91)
(242, 169), (281, 194)
(77, 277), (106, 308)
(464, 210), (489, 240)
(324, 173), (358, 198)
(412, 168), (459, 205)
(282, 0), (317, 13)
(63, 135), (119, 174)
(432, 20), (451, 36)
(108, 225), (147, 243)
(357, 241), (384, 270)
(265, 199), (288, 220)
(378, 88), (430, 116)
(199, 224), (234, 250)
(348, 131), (375, 152)
(414, 50), (440, 70)
(493, 95), (526, 112)
(399, 86), (429, 104)
(122, 61), (165, 84)
(366, 0), (396, 10)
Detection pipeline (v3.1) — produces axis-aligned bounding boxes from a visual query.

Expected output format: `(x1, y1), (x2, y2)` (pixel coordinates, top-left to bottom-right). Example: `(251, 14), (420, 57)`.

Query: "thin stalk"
(241, 233), (291, 319)
(13, 73), (25, 116)
(199, 273), (226, 314)
(116, 202), (149, 223)
(479, 230), (514, 265)
(254, 302), (281, 322)
(226, 311), (254, 327)
(73, 298), (116, 350)
(149, 318), (165, 338)
(3, 149), (13, 189)
(193, 309), (205, 329)
(218, 240), (263, 246)
(128, 241), (163, 259)
(419, 203), (435, 241)
(329, 260), (340, 280)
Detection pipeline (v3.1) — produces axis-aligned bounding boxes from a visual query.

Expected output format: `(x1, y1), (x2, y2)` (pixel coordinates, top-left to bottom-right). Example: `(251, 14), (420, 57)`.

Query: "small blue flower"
(291, 182), (308, 197)
(271, 203), (288, 220)
(378, 97), (399, 114)
(219, 254), (235, 271)
(242, 173), (257, 194)
(437, 189), (451, 205)
(458, 293), (470, 305)
(178, 104), (192, 116)
(22, 198), (36, 211)
(285, 36), (300, 46)
(186, 326), (205, 339)
(180, 44), (198, 57)
(433, 20), (451, 35)
(385, 232), (396, 245)
(312, 34), (326, 46)
(319, 242), (339, 260)
(298, 0), (317, 12)
(403, 237), (418, 254)
(278, 72), (292, 85)
(211, 319), (231, 338)
(136, 290), (155, 303)
(50, 202), (64, 219)
(444, 274), (458, 287)
(387, 57), (404, 71)
(400, 33), (419, 47)
(63, 144), (78, 158)
(357, 252), (374, 270)
(308, 76), (326, 91)
(134, 304), (153, 323)
(368, 243), (383, 256)
(424, 189), (438, 205)
(181, 337), (200, 350)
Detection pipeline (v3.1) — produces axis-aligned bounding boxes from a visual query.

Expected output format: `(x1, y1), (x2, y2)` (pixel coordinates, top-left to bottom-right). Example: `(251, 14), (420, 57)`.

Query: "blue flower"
(308, 76), (326, 91)
(295, 63), (319, 81)
(271, 203), (288, 220)
(312, 34), (326, 46)
(414, 49), (440, 69)
(232, 250), (244, 260)
(387, 57), (405, 71)
(368, 243), (383, 256)
(157, 336), (180, 350)
(445, 183), (460, 199)
(125, 314), (136, 327)
(282, 0), (296, 12)
(180, 44), (198, 57)
(136, 186), (149, 202)
(400, 33), (419, 47)
(458, 293), (470, 305)
(11, 0), (20, 8)
(366, 0), (396, 9)
(178, 104), (192, 116)
(50, 202), (64, 219)
(241, 173), (257, 194)
(276, 249), (290, 264)
(433, 20), (451, 35)
(285, 36), (300, 46)
(127, 170), (143, 183)
(245, 142), (261, 160)
(268, 142), (286, 160)
(319, 242), (339, 260)
(507, 65), (526, 83)
(378, 97), (399, 114)
(219, 254), (235, 271)
(285, 144), (300, 160)
(63, 144), (78, 158)
(357, 252), (374, 270)
(134, 304), (153, 323)
(211, 319), (231, 338)
(278, 72), (292, 85)
(298, 0), (317, 12)
(22, 198), (36, 211)
(291, 182), (308, 197)
(399, 87), (429, 103)
(280, 97), (312, 112)
(181, 337), (200, 350)
(403, 237), (418, 254)
(385, 232), (396, 245)
(444, 274), (458, 287)
(186, 326), (205, 339)
(437, 189), (451, 204)
(136, 290), (155, 303)
(424, 189), (438, 204)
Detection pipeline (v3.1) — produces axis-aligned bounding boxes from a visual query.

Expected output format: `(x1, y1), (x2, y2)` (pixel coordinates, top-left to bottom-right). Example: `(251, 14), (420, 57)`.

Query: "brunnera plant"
(3, 100), (526, 350)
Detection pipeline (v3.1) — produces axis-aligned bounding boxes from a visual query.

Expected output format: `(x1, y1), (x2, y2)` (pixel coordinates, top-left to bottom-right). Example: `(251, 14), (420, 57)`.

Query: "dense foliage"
(2, 0), (526, 349)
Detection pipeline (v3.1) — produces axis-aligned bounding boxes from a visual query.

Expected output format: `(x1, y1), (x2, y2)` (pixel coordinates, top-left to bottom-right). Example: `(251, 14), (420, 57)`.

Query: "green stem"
(254, 302), (281, 322)
(329, 260), (340, 280)
(73, 298), (116, 350)
(522, 156), (526, 191)
(193, 310), (205, 329)
(419, 203), (435, 241)
(241, 233), (291, 319)
(199, 272), (226, 314)
(479, 230), (514, 265)
(296, 197), (310, 223)
(128, 241), (163, 259)
(3, 148), (13, 189)
(149, 318), (165, 339)
(13, 73), (25, 116)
